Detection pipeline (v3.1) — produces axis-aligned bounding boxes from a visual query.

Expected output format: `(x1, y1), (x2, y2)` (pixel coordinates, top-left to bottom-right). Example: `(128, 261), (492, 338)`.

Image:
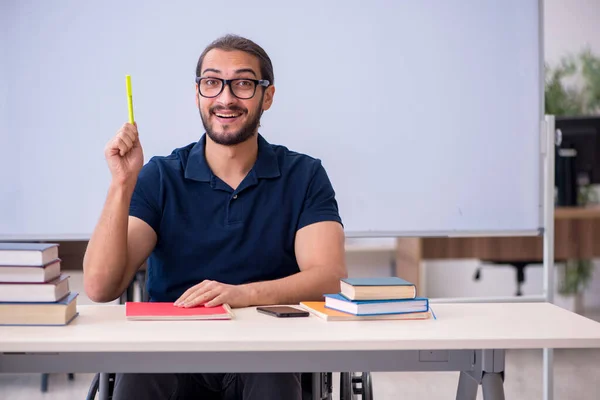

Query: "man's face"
(196, 49), (274, 146)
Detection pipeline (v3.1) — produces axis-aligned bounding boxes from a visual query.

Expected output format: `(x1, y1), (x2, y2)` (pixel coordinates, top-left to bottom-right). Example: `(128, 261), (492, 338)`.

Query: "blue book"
(340, 277), (416, 300)
(324, 293), (428, 316)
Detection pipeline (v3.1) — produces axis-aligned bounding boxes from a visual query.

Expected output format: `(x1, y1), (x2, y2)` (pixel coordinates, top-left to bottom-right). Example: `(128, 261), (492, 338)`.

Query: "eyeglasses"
(195, 77), (270, 99)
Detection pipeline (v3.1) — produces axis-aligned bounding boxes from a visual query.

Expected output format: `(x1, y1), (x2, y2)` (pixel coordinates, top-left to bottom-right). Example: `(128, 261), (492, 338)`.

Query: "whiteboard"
(1, 0), (543, 239)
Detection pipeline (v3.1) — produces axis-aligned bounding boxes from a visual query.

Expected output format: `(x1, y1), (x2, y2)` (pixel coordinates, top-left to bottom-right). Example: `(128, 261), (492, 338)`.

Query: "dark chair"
(474, 258), (567, 296)
(85, 270), (373, 400)
(87, 372), (337, 400)
(86, 371), (373, 400)
(473, 260), (536, 296)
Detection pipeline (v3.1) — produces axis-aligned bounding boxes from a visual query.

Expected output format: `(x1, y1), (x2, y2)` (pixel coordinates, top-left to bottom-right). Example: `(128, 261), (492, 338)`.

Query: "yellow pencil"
(126, 75), (135, 124)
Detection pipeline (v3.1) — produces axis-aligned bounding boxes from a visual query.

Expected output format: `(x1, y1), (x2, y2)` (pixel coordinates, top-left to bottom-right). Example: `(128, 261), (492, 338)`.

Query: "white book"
(324, 294), (429, 316)
(0, 259), (61, 283)
(0, 274), (70, 302)
(0, 243), (59, 266)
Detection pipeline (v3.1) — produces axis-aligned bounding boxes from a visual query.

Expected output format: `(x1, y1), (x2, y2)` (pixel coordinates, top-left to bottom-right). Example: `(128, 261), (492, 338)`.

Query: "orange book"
(125, 302), (233, 320)
(299, 301), (434, 321)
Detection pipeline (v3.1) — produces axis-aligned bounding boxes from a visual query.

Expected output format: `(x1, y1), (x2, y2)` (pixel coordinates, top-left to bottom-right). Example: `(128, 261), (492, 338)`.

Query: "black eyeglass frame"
(195, 77), (270, 99)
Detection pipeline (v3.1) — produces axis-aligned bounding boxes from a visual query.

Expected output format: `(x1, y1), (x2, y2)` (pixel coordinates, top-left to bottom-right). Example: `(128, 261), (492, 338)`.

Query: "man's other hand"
(174, 280), (252, 308)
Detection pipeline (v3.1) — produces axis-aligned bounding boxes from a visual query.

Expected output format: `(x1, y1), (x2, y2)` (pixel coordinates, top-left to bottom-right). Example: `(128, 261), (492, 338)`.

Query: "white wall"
(0, 1), (17, 235)
(544, 0), (600, 65)
(347, 0), (600, 310)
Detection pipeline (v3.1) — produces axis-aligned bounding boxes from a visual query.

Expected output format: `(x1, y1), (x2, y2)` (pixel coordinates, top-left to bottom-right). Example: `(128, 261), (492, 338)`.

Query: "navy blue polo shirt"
(129, 134), (342, 302)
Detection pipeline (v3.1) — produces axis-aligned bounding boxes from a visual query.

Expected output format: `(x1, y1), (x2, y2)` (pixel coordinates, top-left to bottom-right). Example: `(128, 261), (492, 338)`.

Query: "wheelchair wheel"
(340, 372), (353, 400)
(86, 373), (116, 400)
(361, 372), (374, 400)
(85, 374), (100, 400)
(351, 372), (374, 400)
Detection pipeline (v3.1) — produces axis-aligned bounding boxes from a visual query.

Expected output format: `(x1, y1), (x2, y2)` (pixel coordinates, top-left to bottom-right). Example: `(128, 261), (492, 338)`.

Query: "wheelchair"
(85, 271), (373, 400)
(86, 371), (373, 400)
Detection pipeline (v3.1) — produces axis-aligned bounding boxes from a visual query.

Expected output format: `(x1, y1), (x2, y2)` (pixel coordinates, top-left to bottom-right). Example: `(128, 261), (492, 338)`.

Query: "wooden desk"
(396, 207), (600, 290)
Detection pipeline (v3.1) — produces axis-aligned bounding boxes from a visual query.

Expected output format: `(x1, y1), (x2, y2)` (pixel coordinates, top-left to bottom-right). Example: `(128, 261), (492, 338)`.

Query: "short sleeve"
(129, 159), (162, 234)
(297, 162), (343, 230)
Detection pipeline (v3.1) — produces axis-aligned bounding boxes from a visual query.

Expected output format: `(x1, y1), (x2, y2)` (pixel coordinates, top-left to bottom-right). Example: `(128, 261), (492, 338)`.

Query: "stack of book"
(300, 277), (434, 321)
(0, 243), (78, 326)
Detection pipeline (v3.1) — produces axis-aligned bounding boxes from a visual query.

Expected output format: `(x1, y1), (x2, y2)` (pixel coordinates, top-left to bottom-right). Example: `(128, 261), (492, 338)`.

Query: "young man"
(83, 34), (346, 399)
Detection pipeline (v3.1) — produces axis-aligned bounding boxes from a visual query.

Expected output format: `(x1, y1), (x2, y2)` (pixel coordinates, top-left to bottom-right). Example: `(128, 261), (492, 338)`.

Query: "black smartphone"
(256, 306), (310, 318)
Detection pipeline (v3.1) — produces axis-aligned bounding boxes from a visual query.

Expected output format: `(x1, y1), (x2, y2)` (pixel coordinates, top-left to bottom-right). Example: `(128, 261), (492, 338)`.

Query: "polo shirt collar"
(254, 134), (281, 179)
(184, 135), (211, 182)
(184, 133), (280, 182)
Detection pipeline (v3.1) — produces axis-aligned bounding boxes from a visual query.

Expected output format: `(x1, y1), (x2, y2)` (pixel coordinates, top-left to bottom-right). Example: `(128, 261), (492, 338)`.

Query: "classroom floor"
(1, 347), (599, 399)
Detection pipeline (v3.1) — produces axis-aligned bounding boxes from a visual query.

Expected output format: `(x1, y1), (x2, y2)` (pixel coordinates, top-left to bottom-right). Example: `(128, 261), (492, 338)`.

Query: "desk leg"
(457, 350), (505, 400)
(456, 371), (478, 400)
(481, 349), (505, 400)
(482, 373), (505, 400)
(544, 348), (554, 400)
(98, 373), (110, 400)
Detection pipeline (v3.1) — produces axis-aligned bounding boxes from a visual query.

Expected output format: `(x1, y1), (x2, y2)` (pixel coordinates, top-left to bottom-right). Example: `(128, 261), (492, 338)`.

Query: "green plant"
(545, 48), (600, 296)
(545, 48), (600, 116)
(559, 259), (594, 296)
(545, 56), (581, 115)
(580, 49), (600, 113)
(578, 184), (599, 206)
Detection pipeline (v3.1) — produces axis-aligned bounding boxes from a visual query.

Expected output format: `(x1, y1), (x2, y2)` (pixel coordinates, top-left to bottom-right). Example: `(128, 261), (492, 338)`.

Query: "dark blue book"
(340, 277), (416, 300)
(324, 293), (428, 316)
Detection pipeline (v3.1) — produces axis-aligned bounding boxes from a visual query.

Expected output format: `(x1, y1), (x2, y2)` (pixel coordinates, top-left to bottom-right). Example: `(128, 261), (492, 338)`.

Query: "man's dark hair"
(196, 34), (274, 85)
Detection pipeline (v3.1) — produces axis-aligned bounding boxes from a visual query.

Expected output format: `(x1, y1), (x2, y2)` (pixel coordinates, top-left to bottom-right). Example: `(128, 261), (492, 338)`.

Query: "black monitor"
(554, 116), (600, 206)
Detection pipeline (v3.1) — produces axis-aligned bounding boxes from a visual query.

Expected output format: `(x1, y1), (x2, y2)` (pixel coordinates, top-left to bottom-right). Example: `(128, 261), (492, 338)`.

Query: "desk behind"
(396, 207), (600, 291)
(30, 207), (600, 298)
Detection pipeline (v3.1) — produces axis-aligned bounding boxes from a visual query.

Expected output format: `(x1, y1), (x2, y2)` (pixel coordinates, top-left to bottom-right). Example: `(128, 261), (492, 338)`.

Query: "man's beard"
(200, 100), (262, 146)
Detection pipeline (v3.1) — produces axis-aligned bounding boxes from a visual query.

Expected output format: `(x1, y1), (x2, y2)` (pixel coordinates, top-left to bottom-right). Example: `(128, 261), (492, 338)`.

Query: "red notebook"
(125, 302), (233, 320)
